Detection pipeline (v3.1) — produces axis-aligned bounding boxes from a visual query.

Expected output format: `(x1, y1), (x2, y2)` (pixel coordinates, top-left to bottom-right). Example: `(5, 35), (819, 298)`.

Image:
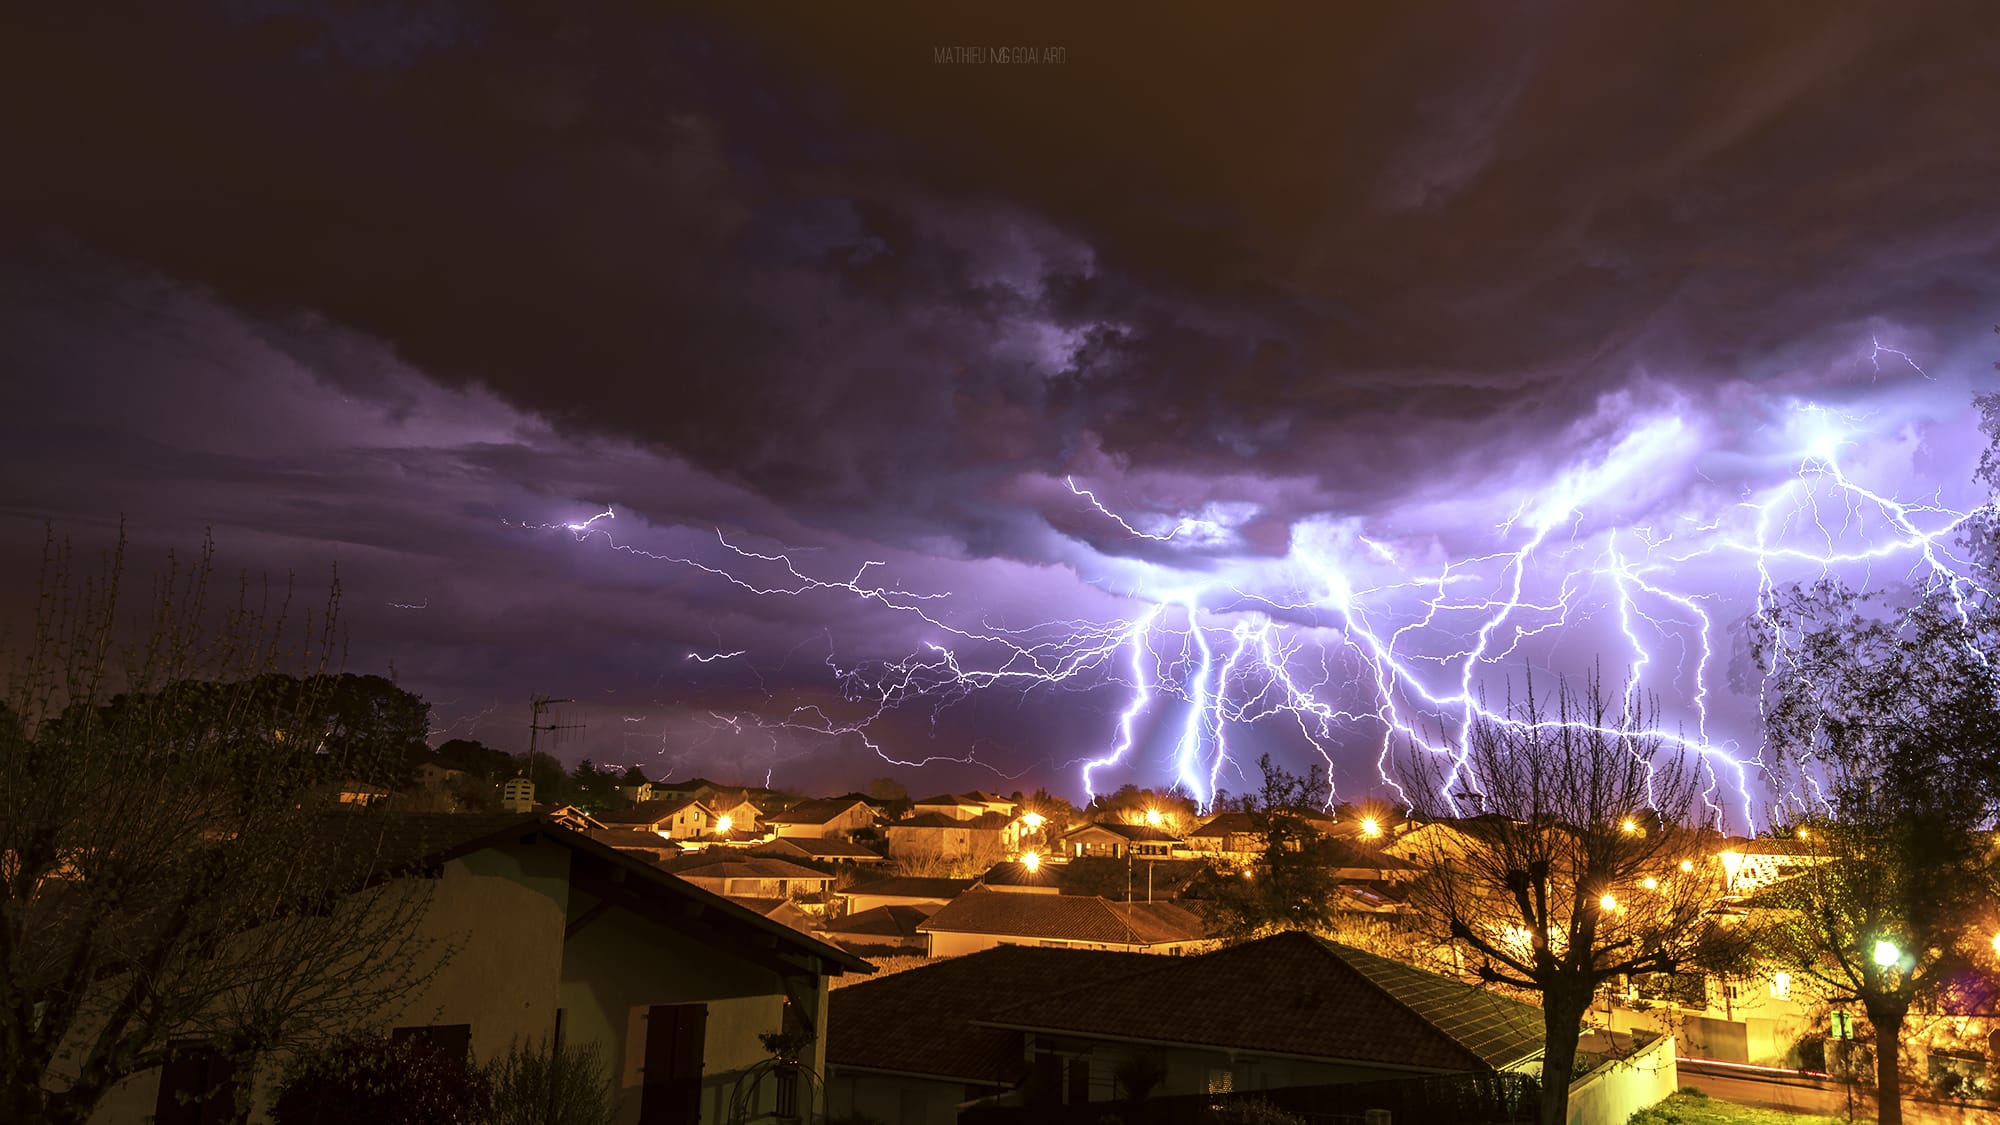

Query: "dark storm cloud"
(4, 3), (1999, 796)
(7, 2), (1996, 555)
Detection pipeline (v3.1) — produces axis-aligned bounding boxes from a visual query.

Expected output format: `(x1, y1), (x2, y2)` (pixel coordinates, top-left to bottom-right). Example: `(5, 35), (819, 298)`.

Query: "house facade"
(885, 812), (1019, 863)
(765, 798), (877, 840)
(600, 797), (717, 840)
(86, 813), (869, 1125)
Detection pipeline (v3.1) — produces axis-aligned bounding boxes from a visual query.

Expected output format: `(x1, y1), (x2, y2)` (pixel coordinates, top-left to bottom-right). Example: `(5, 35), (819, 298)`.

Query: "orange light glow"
(1022, 851), (1041, 872)
(1599, 893), (1618, 912)
(1144, 808), (1163, 826)
(715, 815), (734, 834)
(1360, 816), (1381, 838)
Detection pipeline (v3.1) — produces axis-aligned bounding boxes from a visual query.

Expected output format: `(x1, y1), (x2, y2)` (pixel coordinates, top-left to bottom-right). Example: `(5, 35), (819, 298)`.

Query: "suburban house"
(701, 790), (765, 834)
(333, 779), (390, 806)
(765, 798), (877, 840)
(412, 761), (466, 790)
(825, 945), (1158, 1125)
(88, 813), (871, 1125)
(751, 837), (887, 866)
(974, 860), (1063, 895)
(909, 792), (1018, 821)
(600, 797), (718, 840)
(662, 854), (837, 903)
(1716, 836), (1828, 896)
(1058, 821), (1182, 860)
(814, 904), (934, 959)
(1185, 811), (1265, 860)
(827, 933), (1544, 1125)
(885, 811), (1020, 863)
(915, 888), (1207, 957)
(838, 876), (975, 915)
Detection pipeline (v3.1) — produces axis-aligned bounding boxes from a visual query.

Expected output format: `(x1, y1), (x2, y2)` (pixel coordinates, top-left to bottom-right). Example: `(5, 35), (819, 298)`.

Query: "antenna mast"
(527, 694), (585, 798)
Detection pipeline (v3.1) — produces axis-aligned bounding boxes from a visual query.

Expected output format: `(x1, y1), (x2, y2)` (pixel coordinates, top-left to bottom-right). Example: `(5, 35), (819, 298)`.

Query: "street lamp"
(1021, 851), (1041, 873)
(1360, 816), (1382, 839)
(715, 814), (734, 835)
(1873, 939), (1901, 968)
(1144, 808), (1163, 827)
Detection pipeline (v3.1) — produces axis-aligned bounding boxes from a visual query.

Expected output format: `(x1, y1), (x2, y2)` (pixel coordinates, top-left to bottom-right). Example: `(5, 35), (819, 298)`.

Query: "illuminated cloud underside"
(530, 376), (1991, 834)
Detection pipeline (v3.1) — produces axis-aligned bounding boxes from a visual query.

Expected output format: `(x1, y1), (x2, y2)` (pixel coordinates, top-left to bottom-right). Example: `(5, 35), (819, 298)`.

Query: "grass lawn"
(1626, 1088), (1850, 1125)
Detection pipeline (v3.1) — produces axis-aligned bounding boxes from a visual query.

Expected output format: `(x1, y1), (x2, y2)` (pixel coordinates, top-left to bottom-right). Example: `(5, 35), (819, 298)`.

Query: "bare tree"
(1399, 676), (1729, 1125)
(0, 534), (446, 1125)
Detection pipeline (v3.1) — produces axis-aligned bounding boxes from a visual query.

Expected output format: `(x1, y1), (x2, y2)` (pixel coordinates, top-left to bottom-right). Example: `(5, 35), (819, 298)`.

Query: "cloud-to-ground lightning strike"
(519, 394), (1990, 833)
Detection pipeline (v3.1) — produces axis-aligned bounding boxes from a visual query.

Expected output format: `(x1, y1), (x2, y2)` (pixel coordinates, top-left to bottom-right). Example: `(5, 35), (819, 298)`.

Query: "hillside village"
(92, 742), (1994, 1125)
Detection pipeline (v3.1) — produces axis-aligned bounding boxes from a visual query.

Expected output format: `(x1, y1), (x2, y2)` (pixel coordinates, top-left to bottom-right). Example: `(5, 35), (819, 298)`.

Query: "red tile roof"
(979, 930), (1543, 1071)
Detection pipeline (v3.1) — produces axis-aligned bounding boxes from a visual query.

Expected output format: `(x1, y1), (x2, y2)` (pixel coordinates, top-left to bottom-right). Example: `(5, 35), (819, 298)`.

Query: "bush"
(1209, 1098), (1305, 1125)
(270, 1034), (491, 1125)
(487, 1037), (618, 1125)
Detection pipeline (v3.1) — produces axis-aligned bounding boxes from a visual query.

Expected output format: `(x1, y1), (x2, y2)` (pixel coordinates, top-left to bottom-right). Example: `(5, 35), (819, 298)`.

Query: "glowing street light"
(1360, 816), (1381, 839)
(1621, 818), (1638, 834)
(1021, 811), (1045, 830)
(1873, 939), (1901, 968)
(1990, 932), (2000, 957)
(1679, 859), (1695, 873)
(714, 814), (734, 834)
(1599, 893), (1619, 912)
(1144, 808), (1163, 827)
(1021, 851), (1042, 873)
(1641, 876), (1658, 891)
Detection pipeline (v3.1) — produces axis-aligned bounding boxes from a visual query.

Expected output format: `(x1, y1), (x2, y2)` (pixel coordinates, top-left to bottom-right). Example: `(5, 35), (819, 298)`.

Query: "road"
(1677, 1058), (1997, 1124)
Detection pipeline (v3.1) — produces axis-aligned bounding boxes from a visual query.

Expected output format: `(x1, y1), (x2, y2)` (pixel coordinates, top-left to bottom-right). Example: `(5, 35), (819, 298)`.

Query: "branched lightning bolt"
(513, 391), (1990, 831)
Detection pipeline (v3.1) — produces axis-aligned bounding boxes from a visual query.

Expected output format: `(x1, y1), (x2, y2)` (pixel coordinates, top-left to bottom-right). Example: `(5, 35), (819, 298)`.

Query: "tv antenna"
(527, 695), (585, 793)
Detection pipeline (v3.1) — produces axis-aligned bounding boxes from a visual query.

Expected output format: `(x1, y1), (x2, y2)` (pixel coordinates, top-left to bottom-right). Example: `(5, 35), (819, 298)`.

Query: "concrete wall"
(1566, 1032), (1677, 1125)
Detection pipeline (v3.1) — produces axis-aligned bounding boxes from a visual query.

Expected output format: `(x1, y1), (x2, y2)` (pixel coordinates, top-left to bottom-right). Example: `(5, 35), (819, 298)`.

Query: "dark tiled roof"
(1064, 821), (1181, 844)
(665, 857), (833, 882)
(892, 811), (1013, 830)
(766, 798), (870, 825)
(827, 945), (1158, 1082)
(910, 793), (967, 807)
(977, 861), (1064, 889)
(752, 838), (886, 861)
(1190, 812), (1260, 839)
(981, 931), (1543, 1071)
(821, 904), (935, 938)
(917, 889), (1206, 946)
(840, 876), (975, 900)
(599, 797), (708, 825)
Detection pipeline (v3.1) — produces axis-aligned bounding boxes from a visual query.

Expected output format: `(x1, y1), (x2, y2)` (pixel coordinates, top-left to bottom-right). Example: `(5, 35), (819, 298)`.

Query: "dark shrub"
(270, 1034), (492, 1125)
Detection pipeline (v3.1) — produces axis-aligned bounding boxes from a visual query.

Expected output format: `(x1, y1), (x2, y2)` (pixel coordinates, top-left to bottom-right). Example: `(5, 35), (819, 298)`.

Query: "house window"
(391, 1023), (473, 1063)
(1206, 1067), (1234, 1095)
(1770, 972), (1792, 1000)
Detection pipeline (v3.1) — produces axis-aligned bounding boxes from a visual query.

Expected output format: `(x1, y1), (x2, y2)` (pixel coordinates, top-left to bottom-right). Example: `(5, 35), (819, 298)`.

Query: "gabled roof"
(599, 797), (711, 826)
(820, 904), (935, 939)
(330, 813), (870, 974)
(917, 888), (1205, 946)
(1190, 811), (1262, 839)
(664, 856), (834, 882)
(827, 945), (1159, 1083)
(1063, 821), (1181, 843)
(911, 793), (973, 807)
(840, 876), (976, 901)
(766, 797), (873, 825)
(891, 811), (1014, 830)
(751, 838), (886, 862)
(978, 931), (1542, 1071)
(977, 860), (1064, 889)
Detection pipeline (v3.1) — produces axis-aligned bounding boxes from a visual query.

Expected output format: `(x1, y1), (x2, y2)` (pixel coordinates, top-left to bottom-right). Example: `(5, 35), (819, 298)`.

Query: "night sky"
(3, 5), (1997, 819)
